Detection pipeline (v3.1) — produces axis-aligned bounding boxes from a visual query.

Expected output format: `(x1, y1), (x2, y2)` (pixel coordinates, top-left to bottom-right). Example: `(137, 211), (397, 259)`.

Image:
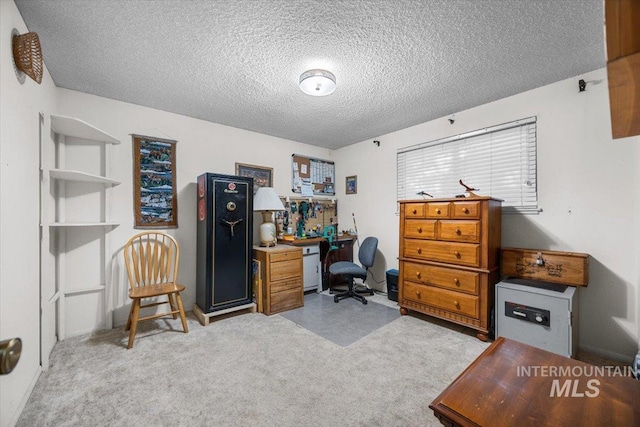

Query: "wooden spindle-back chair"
(123, 231), (188, 348)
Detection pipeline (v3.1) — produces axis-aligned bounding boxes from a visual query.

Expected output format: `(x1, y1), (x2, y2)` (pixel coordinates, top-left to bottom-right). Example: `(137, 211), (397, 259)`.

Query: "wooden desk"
(430, 337), (640, 427)
(278, 234), (356, 291)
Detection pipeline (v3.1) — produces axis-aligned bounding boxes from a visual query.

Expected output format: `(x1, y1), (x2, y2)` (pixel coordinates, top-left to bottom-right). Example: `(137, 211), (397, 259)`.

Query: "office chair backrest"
(358, 236), (378, 268)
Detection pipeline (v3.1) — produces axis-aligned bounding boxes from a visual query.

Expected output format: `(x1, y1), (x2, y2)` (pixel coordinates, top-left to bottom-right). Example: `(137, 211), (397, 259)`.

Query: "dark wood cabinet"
(605, 0), (640, 139)
(320, 235), (356, 290)
(430, 337), (640, 427)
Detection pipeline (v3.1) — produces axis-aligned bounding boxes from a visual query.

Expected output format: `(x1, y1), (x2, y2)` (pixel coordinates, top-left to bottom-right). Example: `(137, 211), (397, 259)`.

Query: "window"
(397, 117), (538, 213)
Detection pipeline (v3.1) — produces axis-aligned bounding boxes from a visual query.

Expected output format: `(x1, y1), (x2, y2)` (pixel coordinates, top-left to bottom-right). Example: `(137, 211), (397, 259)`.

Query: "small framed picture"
(346, 175), (357, 195)
(235, 162), (273, 194)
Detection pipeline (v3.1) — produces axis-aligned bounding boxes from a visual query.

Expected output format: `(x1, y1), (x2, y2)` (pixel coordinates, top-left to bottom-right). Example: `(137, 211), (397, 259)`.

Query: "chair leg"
(333, 277), (368, 305)
(175, 292), (188, 333)
(127, 299), (141, 349)
(167, 293), (178, 319)
(125, 302), (134, 331)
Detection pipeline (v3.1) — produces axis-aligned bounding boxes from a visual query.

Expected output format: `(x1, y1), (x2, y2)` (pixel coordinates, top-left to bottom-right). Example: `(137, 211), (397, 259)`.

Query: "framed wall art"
(235, 162), (273, 193)
(346, 175), (357, 195)
(132, 134), (178, 228)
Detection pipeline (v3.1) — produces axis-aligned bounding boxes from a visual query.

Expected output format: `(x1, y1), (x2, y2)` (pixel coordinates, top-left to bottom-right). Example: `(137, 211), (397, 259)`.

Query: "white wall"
(0, 2), (57, 426)
(335, 68), (640, 361)
(2, 2), (638, 423)
(55, 89), (334, 327)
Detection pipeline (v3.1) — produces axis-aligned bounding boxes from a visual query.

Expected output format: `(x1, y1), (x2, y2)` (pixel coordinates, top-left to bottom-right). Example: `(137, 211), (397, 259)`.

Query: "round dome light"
(299, 69), (336, 96)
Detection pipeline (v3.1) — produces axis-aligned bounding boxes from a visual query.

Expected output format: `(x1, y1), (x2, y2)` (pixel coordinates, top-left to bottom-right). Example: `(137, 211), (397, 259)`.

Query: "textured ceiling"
(14, 0), (605, 149)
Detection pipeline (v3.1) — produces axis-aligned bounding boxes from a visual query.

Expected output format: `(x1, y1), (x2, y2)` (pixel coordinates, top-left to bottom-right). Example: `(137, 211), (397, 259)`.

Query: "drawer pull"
(453, 250), (460, 257)
(417, 227), (422, 233)
(436, 208), (441, 214)
(417, 248), (422, 254)
(462, 207), (469, 214)
(416, 271), (421, 279)
(412, 209), (417, 214)
(415, 290), (421, 297)
(454, 300), (460, 308)
(454, 278), (460, 286)
(455, 228), (461, 235)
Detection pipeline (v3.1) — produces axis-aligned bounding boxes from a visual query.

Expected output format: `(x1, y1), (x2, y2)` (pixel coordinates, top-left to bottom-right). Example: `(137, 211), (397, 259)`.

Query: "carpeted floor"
(280, 293), (401, 347)
(17, 298), (489, 427)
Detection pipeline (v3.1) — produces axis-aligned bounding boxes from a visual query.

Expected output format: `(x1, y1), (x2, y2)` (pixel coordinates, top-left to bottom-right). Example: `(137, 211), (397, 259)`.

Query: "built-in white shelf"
(50, 114), (120, 144)
(42, 113), (120, 347)
(48, 222), (120, 227)
(50, 169), (121, 186)
(64, 286), (105, 296)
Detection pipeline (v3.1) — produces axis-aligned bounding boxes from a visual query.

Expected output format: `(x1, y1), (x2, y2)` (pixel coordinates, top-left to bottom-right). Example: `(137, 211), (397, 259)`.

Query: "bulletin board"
(291, 154), (335, 196)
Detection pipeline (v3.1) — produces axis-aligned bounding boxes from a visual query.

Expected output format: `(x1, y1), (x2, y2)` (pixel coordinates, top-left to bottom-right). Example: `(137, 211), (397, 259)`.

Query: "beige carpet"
(17, 301), (489, 427)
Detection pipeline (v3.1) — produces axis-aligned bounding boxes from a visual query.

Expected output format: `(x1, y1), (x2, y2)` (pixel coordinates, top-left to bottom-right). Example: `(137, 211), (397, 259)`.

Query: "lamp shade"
(253, 187), (285, 212)
(253, 187), (285, 246)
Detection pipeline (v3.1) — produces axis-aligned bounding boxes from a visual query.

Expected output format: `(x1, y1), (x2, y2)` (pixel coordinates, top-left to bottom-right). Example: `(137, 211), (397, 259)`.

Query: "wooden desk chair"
(123, 231), (188, 349)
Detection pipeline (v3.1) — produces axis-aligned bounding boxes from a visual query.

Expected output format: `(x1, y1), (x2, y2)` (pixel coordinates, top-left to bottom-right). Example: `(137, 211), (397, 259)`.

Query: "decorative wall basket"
(12, 31), (43, 84)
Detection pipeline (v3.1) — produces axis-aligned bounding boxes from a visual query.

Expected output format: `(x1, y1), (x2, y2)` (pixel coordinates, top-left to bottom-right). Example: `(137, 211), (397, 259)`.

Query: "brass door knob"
(454, 250), (460, 257)
(454, 300), (460, 308)
(435, 209), (441, 214)
(416, 271), (421, 278)
(454, 278), (460, 286)
(0, 338), (22, 375)
(455, 228), (461, 235)
(412, 209), (417, 214)
(416, 291), (421, 297)
(417, 248), (422, 254)
(417, 227), (422, 233)
(463, 207), (469, 214)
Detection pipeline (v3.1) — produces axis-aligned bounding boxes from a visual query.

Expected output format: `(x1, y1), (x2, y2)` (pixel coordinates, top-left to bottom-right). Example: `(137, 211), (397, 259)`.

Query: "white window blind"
(397, 117), (538, 213)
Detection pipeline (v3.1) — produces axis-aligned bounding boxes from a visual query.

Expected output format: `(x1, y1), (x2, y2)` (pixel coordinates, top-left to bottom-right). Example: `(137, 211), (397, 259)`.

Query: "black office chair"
(330, 236), (378, 305)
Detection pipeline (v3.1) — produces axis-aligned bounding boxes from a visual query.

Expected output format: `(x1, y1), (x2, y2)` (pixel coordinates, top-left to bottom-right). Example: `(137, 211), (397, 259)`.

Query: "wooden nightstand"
(253, 245), (303, 315)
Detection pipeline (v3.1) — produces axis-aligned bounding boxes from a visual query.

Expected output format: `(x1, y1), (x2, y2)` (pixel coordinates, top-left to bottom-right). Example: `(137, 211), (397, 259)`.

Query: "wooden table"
(430, 337), (640, 427)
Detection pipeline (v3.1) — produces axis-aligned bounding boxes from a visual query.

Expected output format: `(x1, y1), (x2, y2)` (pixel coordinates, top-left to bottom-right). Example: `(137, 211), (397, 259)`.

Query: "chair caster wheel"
(362, 299), (368, 305)
(334, 296), (339, 303)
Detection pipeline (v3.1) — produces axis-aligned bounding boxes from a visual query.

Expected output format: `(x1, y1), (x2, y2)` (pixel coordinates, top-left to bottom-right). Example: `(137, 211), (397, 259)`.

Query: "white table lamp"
(253, 187), (285, 247)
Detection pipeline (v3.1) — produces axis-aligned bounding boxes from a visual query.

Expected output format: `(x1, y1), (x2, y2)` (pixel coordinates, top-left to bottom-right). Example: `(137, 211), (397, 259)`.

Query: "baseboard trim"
(8, 365), (42, 427)
(579, 344), (635, 364)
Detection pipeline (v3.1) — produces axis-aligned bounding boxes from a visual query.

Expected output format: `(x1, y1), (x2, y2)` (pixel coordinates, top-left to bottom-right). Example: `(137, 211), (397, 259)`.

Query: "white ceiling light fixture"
(299, 69), (336, 96)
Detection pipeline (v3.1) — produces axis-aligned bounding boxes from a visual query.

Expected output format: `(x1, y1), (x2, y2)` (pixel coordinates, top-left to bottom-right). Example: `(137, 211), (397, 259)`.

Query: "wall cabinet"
(40, 115), (120, 353)
(605, 0), (640, 139)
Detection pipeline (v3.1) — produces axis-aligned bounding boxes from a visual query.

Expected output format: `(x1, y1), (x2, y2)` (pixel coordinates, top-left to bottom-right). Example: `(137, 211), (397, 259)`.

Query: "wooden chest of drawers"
(398, 197), (501, 340)
(253, 245), (304, 315)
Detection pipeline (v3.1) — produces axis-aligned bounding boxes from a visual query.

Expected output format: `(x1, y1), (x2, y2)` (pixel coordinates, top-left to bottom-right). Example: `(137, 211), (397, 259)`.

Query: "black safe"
(196, 172), (253, 313)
